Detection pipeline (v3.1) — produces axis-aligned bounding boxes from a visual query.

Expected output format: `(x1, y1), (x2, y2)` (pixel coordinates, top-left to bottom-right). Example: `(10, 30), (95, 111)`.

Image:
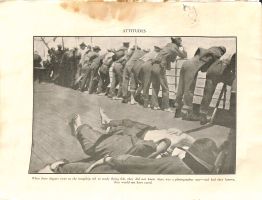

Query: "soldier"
(108, 42), (130, 100)
(55, 44), (65, 85)
(199, 53), (236, 125)
(121, 46), (146, 104)
(39, 137), (222, 174)
(61, 47), (81, 88)
(59, 48), (69, 86)
(138, 46), (162, 108)
(174, 46), (226, 120)
(47, 48), (56, 81)
(42, 59), (52, 82)
(127, 48), (151, 105)
(33, 51), (43, 83)
(151, 37), (187, 112)
(88, 46), (102, 94)
(78, 45), (93, 92)
(97, 50), (115, 95)
(73, 42), (87, 87)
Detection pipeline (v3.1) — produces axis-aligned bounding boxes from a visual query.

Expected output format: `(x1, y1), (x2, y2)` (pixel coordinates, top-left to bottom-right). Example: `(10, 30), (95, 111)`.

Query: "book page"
(0, 1), (261, 200)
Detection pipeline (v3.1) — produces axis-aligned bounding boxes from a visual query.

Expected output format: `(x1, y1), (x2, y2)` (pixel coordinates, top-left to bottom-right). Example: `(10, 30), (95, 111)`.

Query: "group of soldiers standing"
(33, 37), (236, 125)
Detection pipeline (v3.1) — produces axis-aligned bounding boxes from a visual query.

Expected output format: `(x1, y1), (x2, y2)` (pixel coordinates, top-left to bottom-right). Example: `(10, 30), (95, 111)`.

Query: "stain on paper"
(60, 1), (163, 22)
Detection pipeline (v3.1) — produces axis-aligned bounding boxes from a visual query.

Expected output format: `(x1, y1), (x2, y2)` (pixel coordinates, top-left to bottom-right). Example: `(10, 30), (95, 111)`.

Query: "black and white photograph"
(30, 36), (236, 174)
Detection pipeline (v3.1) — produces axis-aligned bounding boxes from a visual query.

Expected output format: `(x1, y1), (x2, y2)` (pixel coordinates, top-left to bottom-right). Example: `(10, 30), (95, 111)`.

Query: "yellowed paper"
(0, 1), (262, 200)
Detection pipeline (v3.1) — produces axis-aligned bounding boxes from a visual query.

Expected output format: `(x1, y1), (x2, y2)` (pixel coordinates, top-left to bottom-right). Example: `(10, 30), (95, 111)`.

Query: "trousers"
(109, 62), (124, 97)
(97, 65), (110, 94)
(79, 67), (92, 92)
(88, 60), (101, 94)
(140, 61), (153, 107)
(175, 59), (201, 111)
(151, 64), (170, 109)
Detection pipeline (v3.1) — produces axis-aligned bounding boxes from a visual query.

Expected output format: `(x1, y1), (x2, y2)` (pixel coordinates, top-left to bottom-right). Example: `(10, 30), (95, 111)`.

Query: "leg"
(199, 78), (218, 124)
(68, 114), (82, 136)
(88, 68), (95, 94)
(97, 72), (104, 94)
(109, 66), (118, 98)
(99, 107), (112, 127)
(181, 66), (199, 120)
(79, 73), (86, 91)
(121, 66), (130, 102)
(174, 66), (185, 117)
(107, 155), (192, 174)
(142, 62), (152, 108)
(130, 71), (138, 105)
(132, 60), (143, 97)
(115, 64), (123, 99)
(151, 64), (161, 109)
(104, 71), (110, 92)
(80, 68), (92, 92)
(159, 69), (170, 110)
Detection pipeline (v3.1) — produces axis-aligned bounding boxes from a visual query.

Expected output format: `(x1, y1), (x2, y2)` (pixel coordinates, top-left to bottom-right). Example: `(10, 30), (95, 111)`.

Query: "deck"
(29, 83), (231, 173)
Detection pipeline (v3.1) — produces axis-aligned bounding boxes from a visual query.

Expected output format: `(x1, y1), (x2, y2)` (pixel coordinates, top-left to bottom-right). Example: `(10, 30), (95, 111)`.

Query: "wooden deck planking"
(29, 83), (230, 173)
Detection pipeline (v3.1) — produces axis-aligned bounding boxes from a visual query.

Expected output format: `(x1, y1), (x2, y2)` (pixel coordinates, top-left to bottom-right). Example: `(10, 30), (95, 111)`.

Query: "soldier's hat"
(180, 138), (219, 172)
(171, 37), (182, 44)
(123, 42), (130, 48)
(57, 44), (62, 48)
(79, 42), (87, 47)
(154, 46), (161, 51)
(93, 46), (101, 51)
(218, 46), (226, 55)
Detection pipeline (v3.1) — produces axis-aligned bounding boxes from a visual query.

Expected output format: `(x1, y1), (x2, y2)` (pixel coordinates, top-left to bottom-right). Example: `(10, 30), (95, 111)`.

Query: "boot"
(181, 110), (189, 120)
(187, 112), (200, 121)
(130, 92), (138, 105)
(200, 113), (208, 125)
(174, 108), (182, 118)
(121, 98), (128, 103)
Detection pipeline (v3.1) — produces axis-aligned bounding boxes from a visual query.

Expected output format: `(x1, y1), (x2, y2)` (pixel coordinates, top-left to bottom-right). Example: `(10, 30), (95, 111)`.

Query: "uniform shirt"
(207, 47), (225, 60)
(140, 51), (158, 62)
(125, 48), (135, 61)
(114, 46), (128, 61)
(125, 49), (146, 70)
(114, 46), (130, 64)
(102, 52), (114, 66)
(128, 49), (146, 62)
(79, 49), (88, 66)
(198, 47), (226, 72)
(76, 119), (155, 159)
(154, 42), (187, 69)
(81, 50), (93, 69)
(89, 52), (101, 70)
(62, 49), (81, 67)
(199, 47), (224, 63)
(54, 49), (64, 63)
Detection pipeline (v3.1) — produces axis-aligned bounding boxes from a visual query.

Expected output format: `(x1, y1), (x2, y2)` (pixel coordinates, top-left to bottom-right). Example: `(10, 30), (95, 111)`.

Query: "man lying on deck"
(38, 137), (220, 174)
(68, 108), (195, 159)
(85, 138), (220, 174)
(38, 108), (195, 173)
